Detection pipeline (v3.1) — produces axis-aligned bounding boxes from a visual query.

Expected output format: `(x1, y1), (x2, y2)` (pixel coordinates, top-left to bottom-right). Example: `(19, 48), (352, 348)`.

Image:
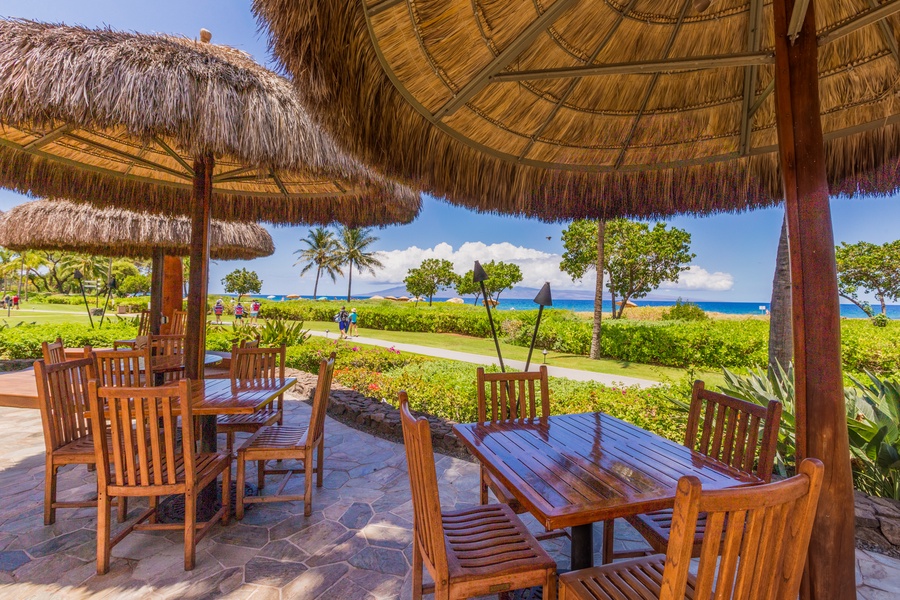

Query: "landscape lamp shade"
(525, 283), (552, 371)
(73, 269), (83, 281)
(473, 260), (505, 372)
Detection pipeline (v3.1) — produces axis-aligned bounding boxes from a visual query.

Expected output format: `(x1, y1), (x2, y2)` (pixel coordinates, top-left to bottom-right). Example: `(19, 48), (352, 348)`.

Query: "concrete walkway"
(306, 330), (657, 388)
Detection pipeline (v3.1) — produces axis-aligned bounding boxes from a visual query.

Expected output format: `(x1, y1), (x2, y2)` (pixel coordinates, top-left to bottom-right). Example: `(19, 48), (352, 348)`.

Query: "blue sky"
(2, 0), (899, 302)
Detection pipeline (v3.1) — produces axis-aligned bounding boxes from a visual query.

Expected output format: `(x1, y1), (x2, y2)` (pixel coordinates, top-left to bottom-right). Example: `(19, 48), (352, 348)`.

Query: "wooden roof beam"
(153, 135), (194, 177)
(269, 171), (289, 197)
(739, 0), (765, 156)
(434, 0), (579, 120)
(65, 132), (193, 181)
(22, 124), (73, 150)
(212, 166), (258, 183)
(819, 0), (900, 46)
(365, 0), (404, 18)
(492, 52), (774, 82)
(868, 0), (900, 66)
(787, 0), (811, 43)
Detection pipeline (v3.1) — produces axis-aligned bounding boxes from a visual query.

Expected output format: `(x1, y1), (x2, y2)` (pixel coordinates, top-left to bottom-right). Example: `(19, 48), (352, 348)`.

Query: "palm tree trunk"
(347, 260), (353, 302)
(590, 220), (606, 359)
(313, 267), (321, 298)
(768, 214), (793, 371)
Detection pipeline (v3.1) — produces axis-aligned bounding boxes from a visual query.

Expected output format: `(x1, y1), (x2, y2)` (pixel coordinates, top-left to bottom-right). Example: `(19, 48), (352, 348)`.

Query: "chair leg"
(117, 496), (128, 523)
(96, 492), (112, 575)
(149, 496), (158, 524)
(236, 454), (246, 521)
(544, 569), (557, 600)
(316, 439), (324, 487)
(479, 467), (488, 505)
(184, 491), (196, 571)
(602, 519), (615, 565)
(257, 460), (266, 491)
(221, 463), (231, 525)
(412, 542), (423, 600)
(226, 432), (234, 453)
(44, 460), (57, 526)
(304, 449), (313, 517)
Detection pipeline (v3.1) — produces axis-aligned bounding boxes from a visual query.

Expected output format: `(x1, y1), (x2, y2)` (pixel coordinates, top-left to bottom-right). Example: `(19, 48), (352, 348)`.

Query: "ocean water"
(239, 294), (897, 319)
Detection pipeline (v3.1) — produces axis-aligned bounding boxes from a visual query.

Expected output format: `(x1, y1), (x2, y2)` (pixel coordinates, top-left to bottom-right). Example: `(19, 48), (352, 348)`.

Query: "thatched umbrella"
(0, 200), (274, 261)
(253, 1), (900, 594)
(0, 19), (420, 391)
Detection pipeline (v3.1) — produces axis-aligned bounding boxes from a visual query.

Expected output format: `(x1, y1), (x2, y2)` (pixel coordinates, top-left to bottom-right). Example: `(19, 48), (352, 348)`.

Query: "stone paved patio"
(0, 383), (896, 599)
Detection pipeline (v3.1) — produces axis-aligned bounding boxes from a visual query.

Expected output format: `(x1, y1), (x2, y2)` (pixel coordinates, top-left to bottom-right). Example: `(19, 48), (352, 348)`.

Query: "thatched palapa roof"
(254, 0), (900, 220)
(0, 19), (421, 227)
(0, 200), (274, 260)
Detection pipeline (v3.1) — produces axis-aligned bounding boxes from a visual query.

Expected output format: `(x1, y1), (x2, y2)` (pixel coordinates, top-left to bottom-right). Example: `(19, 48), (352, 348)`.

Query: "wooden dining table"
(453, 412), (762, 570)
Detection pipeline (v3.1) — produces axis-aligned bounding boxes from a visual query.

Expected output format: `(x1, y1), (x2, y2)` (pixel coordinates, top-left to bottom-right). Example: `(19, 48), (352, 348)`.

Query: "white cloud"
(357, 243), (734, 293)
(660, 266), (734, 292)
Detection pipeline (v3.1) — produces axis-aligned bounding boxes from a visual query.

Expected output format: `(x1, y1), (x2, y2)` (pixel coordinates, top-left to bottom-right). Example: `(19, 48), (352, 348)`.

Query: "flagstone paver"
(0, 384), (894, 599)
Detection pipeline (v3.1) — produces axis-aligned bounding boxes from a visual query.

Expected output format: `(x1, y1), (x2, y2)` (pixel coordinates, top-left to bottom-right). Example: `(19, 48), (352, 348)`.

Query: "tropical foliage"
(336, 227), (383, 302)
(835, 239), (900, 317)
(293, 227), (342, 298)
(404, 258), (457, 305)
(454, 260), (523, 304)
(221, 268), (262, 301)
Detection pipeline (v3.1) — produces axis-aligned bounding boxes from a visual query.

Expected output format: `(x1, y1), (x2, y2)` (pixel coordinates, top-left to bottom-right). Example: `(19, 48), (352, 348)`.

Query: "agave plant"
(257, 319), (309, 348)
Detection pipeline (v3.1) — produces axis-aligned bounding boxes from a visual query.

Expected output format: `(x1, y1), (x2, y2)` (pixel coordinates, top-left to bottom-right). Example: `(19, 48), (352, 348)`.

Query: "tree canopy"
(835, 240), (900, 316)
(404, 258), (457, 305)
(222, 268), (262, 302)
(293, 227), (342, 298)
(454, 260), (522, 305)
(561, 219), (694, 319)
(337, 227), (383, 302)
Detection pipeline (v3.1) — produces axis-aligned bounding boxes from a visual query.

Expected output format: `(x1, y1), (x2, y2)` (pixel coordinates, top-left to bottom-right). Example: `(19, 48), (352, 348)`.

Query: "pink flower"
(352, 347), (359, 352)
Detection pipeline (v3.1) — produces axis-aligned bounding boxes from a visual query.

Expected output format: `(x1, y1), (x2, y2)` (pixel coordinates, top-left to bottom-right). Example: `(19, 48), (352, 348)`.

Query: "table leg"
(197, 414), (218, 517)
(571, 523), (594, 570)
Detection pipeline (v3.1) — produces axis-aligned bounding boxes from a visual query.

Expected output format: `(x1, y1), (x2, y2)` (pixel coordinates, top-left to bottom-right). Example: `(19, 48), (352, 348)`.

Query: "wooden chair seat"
(239, 425), (310, 455)
(108, 453), (229, 492)
(53, 435), (98, 462)
(442, 504), (556, 586)
(217, 411), (280, 429)
(559, 555), (694, 600)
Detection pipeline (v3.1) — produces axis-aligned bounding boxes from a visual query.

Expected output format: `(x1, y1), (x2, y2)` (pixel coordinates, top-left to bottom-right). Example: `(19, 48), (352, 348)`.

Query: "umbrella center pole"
(149, 248), (165, 335)
(185, 154), (213, 385)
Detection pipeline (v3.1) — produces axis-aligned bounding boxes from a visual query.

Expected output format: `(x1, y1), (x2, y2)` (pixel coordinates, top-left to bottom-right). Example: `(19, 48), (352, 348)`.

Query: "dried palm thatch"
(0, 200), (274, 261)
(0, 19), (420, 227)
(254, 0), (900, 221)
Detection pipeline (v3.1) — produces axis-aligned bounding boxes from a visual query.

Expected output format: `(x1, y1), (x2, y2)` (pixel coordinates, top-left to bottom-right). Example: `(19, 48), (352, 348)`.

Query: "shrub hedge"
(0, 321), (137, 359)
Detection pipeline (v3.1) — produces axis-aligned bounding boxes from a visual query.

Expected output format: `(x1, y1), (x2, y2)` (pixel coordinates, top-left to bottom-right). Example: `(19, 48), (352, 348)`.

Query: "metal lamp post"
(524, 282), (552, 372)
(473, 261), (505, 372)
(98, 277), (117, 328)
(73, 269), (94, 328)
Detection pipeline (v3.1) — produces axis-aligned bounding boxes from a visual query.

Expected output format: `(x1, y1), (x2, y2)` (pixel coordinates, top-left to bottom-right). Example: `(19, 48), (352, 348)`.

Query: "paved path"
(307, 330), (657, 388)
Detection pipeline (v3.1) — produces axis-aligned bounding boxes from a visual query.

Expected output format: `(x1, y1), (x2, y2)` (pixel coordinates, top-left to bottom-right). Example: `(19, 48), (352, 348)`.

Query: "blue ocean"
(242, 294), (896, 319)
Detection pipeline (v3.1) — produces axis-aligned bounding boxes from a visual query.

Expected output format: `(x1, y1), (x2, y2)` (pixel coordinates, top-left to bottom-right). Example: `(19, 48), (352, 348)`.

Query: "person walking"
(337, 305), (350, 339)
(250, 300), (261, 325)
(11, 294), (19, 310)
(213, 299), (224, 324)
(349, 308), (358, 337)
(234, 302), (245, 325)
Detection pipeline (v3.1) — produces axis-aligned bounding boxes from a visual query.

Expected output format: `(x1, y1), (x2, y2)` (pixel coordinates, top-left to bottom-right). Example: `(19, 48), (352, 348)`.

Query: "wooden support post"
(772, 2), (855, 599)
(149, 248), (165, 335)
(161, 255), (183, 327)
(185, 155), (213, 382)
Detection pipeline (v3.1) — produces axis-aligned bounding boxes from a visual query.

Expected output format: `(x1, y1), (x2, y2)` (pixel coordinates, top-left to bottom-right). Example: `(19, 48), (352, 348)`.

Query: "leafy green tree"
(404, 258), (458, 305)
(222, 268), (262, 302)
(119, 274), (151, 295)
(293, 227), (342, 298)
(561, 219), (606, 358)
(454, 261), (522, 305)
(561, 219), (694, 320)
(336, 227), (383, 302)
(836, 240), (900, 316)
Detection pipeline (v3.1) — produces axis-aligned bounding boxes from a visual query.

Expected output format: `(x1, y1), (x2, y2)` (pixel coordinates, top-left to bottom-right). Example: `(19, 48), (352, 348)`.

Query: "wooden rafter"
(65, 132), (193, 181)
(269, 170), (289, 197)
(22, 124), (72, 150)
(749, 79), (776, 119)
(739, 0), (765, 156)
(614, 0), (691, 170)
(365, 0), (404, 18)
(869, 0), (900, 65)
(153, 135), (194, 177)
(819, 0), (900, 46)
(517, 0), (639, 161)
(787, 0), (811, 42)
(493, 52), (773, 82)
(212, 166), (258, 183)
(433, 0), (579, 120)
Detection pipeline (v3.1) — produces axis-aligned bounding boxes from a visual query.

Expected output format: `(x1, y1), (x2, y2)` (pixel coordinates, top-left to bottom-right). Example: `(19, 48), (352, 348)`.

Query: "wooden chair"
(35, 358), (101, 525)
(205, 338), (261, 380)
(400, 391), (557, 600)
(560, 458), (824, 600)
(42, 337), (92, 364)
(90, 349), (148, 388)
(167, 309), (187, 336)
(235, 352), (335, 518)
(603, 380), (782, 563)
(476, 366), (550, 511)
(114, 310), (152, 349)
(148, 334), (187, 383)
(217, 345), (286, 452)
(87, 379), (231, 573)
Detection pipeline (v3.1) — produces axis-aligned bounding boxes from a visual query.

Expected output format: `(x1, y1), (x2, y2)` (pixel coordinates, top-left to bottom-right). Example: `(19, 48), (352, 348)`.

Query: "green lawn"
(0, 302), (98, 326)
(301, 319), (720, 385)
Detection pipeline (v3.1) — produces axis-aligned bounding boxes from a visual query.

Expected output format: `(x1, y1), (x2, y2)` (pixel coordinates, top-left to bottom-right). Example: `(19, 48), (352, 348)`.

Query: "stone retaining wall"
(856, 491), (900, 558)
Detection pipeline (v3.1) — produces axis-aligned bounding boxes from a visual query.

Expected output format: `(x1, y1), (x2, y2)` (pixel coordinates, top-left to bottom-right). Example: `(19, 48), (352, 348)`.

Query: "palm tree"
(293, 227), (342, 298)
(337, 227), (384, 302)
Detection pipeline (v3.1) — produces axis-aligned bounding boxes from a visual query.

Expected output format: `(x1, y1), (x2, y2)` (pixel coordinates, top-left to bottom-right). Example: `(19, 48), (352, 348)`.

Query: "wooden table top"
(0, 368), (39, 409)
(187, 377), (297, 416)
(453, 412), (762, 530)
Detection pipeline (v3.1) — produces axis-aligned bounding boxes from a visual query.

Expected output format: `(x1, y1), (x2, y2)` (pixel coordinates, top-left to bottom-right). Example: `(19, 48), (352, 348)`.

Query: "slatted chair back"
(686, 381), (781, 482)
(659, 458), (824, 600)
(307, 352), (336, 452)
(476, 366), (550, 423)
(91, 349), (147, 388)
(88, 379), (195, 491)
(168, 310), (187, 336)
(34, 358), (93, 453)
(399, 392), (449, 579)
(240, 337), (260, 349)
(148, 334), (186, 358)
(230, 345), (285, 389)
(41, 337), (67, 364)
(136, 309), (152, 337)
